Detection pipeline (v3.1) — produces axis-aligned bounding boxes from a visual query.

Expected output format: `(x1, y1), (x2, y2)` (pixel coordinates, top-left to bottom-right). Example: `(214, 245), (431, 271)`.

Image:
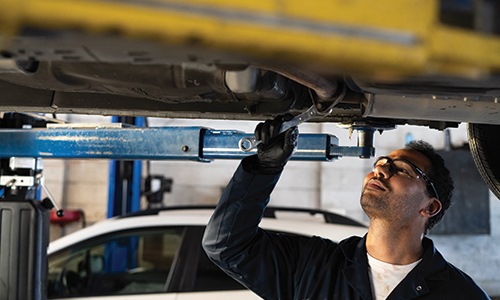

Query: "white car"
(47, 206), (367, 299)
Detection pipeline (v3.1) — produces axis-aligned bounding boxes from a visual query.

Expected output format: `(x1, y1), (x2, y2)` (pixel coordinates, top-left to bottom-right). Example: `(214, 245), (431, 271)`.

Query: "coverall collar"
(340, 235), (450, 300)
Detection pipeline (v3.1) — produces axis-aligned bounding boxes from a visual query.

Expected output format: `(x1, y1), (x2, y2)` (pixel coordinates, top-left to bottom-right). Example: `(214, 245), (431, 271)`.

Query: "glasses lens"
(374, 157), (389, 168)
(374, 157), (417, 178)
(392, 160), (418, 178)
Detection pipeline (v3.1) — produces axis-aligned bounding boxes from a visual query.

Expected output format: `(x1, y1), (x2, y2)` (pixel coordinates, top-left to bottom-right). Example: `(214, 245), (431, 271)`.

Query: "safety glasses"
(373, 156), (439, 200)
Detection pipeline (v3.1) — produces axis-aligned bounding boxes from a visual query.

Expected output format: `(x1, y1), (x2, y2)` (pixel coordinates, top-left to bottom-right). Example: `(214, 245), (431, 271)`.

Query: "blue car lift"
(107, 116), (146, 219)
(0, 126), (374, 161)
(0, 122), (375, 300)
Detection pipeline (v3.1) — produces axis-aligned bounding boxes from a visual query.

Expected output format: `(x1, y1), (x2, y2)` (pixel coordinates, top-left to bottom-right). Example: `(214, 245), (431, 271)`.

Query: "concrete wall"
(44, 116), (500, 296)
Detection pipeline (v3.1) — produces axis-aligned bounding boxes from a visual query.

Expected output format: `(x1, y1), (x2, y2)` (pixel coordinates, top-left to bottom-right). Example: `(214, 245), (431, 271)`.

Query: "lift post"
(0, 113), (52, 300)
(107, 116), (146, 218)
(0, 157), (51, 300)
(0, 200), (50, 299)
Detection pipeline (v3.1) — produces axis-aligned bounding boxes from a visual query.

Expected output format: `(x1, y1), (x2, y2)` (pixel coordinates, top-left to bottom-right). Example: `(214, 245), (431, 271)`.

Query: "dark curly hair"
(405, 140), (454, 234)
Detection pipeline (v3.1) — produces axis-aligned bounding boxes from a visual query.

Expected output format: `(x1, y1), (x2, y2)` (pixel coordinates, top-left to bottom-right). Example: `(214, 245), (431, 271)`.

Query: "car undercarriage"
(1, 0), (500, 199)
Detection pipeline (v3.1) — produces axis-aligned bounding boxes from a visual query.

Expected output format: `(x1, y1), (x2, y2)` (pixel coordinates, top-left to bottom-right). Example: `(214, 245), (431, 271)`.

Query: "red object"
(50, 209), (84, 226)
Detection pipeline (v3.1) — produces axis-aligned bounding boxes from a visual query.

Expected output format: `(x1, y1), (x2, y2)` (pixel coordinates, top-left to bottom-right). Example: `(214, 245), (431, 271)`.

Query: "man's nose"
(373, 163), (392, 179)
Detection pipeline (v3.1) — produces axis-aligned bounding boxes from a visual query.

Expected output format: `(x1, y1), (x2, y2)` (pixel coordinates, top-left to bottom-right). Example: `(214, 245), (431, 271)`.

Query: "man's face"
(360, 149), (434, 224)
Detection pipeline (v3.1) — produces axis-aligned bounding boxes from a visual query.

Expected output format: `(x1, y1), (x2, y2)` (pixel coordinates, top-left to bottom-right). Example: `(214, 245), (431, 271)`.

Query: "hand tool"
(238, 86), (346, 152)
(238, 104), (327, 152)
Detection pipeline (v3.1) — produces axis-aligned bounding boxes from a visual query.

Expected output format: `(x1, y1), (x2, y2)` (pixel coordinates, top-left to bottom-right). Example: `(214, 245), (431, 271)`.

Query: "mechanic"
(202, 116), (490, 300)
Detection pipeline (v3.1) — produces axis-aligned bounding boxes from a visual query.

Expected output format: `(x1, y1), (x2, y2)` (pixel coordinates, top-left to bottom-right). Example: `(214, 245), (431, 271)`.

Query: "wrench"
(238, 105), (325, 152)
(238, 84), (346, 152)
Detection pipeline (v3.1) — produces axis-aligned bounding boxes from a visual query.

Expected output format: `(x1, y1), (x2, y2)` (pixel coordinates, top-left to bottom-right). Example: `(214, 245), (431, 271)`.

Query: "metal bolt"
(416, 285), (422, 291)
(181, 145), (189, 152)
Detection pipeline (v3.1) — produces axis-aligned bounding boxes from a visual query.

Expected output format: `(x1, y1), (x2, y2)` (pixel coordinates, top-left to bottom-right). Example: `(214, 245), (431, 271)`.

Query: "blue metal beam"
(0, 127), (374, 161)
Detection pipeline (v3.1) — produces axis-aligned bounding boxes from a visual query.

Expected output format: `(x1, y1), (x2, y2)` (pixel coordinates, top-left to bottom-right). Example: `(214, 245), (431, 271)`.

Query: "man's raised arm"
(202, 116), (298, 298)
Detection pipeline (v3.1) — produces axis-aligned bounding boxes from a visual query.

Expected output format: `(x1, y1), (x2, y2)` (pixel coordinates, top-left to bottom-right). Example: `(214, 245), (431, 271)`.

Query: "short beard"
(360, 191), (389, 220)
(360, 189), (418, 225)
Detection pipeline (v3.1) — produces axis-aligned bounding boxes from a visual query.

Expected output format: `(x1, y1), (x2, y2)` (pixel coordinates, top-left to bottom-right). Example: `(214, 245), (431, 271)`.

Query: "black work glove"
(247, 115), (298, 174)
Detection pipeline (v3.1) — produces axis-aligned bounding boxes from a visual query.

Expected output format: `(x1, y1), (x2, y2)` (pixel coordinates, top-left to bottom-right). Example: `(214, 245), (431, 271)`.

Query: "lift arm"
(0, 126), (374, 160)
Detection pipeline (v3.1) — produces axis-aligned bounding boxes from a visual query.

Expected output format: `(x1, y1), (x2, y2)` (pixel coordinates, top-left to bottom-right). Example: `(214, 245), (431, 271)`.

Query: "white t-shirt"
(367, 253), (422, 300)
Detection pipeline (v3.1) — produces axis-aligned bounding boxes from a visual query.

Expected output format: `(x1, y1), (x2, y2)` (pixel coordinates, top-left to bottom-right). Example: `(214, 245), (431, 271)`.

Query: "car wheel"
(467, 123), (500, 200)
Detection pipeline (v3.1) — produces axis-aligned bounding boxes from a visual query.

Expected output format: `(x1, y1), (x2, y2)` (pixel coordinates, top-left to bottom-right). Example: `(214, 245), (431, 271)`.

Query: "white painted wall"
(43, 116), (500, 296)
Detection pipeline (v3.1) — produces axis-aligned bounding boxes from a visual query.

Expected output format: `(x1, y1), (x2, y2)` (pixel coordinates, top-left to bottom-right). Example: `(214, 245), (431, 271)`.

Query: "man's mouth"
(365, 179), (387, 191)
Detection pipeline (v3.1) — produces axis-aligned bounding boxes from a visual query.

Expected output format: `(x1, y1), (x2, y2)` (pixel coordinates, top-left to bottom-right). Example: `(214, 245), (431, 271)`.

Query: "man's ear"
(422, 199), (442, 218)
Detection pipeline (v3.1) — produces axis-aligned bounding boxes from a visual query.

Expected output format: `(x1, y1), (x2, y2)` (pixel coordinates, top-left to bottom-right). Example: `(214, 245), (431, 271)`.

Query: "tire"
(467, 123), (500, 200)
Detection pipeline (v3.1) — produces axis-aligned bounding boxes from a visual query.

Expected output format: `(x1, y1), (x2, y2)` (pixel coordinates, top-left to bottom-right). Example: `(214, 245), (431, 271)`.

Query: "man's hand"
(253, 115), (298, 174)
